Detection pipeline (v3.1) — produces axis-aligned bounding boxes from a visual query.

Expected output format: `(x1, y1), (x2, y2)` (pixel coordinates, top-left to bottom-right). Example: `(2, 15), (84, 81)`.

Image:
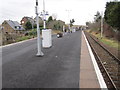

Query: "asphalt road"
(2, 31), (82, 88)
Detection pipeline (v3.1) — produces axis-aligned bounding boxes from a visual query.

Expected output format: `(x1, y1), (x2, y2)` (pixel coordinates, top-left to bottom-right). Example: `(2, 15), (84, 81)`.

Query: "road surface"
(2, 31), (82, 88)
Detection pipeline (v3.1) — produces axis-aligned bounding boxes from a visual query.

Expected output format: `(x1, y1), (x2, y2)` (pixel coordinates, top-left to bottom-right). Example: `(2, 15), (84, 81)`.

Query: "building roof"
(5, 20), (25, 30)
(23, 17), (35, 23)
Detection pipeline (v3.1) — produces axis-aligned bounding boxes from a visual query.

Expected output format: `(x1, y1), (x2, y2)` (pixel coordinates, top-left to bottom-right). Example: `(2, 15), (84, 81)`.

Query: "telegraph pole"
(35, 0), (44, 56)
(95, 11), (103, 38)
(101, 11), (103, 38)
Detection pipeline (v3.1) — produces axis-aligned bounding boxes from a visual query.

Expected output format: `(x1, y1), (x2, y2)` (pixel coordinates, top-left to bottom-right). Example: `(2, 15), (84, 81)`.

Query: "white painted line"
(0, 38), (37, 48)
(82, 31), (108, 89)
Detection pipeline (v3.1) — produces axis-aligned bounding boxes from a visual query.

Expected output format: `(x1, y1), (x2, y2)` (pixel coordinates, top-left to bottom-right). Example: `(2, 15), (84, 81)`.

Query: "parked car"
(57, 33), (63, 38)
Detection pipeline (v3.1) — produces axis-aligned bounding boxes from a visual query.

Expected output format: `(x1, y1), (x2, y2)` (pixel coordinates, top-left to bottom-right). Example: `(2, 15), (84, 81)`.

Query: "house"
(2, 20), (25, 34)
(20, 16), (43, 28)
(21, 17), (35, 28)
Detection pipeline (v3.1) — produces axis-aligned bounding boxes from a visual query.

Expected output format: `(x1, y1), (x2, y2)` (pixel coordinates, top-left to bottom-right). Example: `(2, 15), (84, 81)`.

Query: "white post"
(66, 10), (71, 32)
(63, 25), (65, 35)
(63, 25), (65, 32)
(35, 0), (44, 56)
(101, 11), (103, 38)
(43, 0), (46, 30)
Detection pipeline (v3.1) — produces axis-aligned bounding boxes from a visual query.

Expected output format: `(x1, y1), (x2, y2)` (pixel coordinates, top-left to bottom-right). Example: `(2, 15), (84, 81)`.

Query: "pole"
(63, 25), (65, 32)
(66, 10), (71, 32)
(101, 11), (103, 38)
(43, 0), (46, 29)
(36, 0), (44, 56)
(31, 16), (34, 30)
(63, 25), (65, 35)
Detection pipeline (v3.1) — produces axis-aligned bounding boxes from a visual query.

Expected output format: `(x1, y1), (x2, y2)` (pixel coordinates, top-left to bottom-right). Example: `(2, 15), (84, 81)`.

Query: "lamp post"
(40, 0), (49, 30)
(63, 25), (65, 35)
(66, 10), (71, 32)
(35, 0), (44, 56)
(40, 0), (52, 48)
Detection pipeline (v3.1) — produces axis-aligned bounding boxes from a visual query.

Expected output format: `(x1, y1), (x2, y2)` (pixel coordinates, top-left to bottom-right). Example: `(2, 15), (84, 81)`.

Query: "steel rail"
(85, 31), (119, 90)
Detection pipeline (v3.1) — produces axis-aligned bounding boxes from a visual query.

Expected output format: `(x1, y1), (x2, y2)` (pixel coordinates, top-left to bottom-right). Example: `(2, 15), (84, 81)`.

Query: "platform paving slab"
(80, 32), (100, 88)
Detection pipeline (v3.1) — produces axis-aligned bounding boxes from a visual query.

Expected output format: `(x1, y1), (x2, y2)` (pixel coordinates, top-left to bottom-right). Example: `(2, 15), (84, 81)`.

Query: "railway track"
(84, 31), (120, 90)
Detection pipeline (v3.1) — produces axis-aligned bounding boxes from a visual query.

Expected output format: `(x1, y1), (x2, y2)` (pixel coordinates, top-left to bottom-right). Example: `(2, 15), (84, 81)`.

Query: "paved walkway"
(80, 31), (101, 88)
(2, 31), (81, 88)
(2, 30), (107, 88)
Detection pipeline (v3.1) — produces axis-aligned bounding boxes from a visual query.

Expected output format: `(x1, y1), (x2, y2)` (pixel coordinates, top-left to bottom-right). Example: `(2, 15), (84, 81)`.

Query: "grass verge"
(16, 36), (34, 42)
(52, 30), (62, 34)
(87, 30), (120, 49)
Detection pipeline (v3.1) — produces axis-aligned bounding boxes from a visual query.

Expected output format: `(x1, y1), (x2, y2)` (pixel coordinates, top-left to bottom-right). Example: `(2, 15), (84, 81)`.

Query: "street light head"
(45, 14), (49, 16)
(45, 11), (49, 15)
(44, 19), (46, 21)
(46, 11), (48, 13)
(40, 12), (43, 16)
(36, 0), (38, 6)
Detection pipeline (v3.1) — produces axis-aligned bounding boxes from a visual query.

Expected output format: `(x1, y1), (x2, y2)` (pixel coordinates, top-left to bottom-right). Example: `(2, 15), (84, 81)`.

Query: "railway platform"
(79, 31), (107, 88)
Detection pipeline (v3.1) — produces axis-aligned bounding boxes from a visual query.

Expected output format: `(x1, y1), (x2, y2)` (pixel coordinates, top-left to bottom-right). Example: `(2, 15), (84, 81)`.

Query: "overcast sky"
(0, 0), (118, 25)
